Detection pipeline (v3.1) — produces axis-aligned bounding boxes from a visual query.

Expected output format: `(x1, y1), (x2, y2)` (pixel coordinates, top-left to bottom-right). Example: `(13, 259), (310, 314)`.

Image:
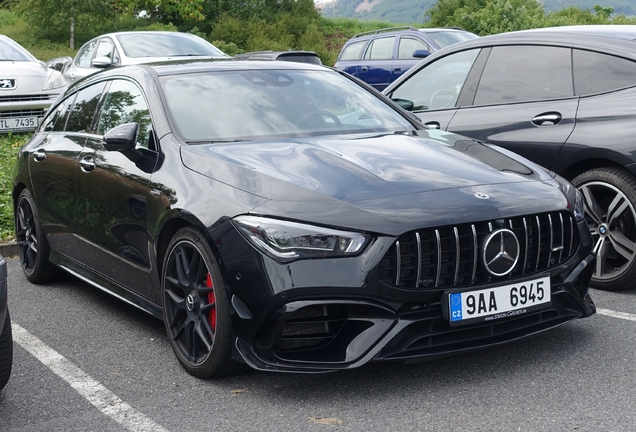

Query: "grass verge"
(0, 133), (30, 242)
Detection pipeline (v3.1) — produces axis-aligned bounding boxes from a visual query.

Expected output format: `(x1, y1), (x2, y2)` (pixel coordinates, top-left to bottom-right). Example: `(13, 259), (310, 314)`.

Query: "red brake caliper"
(206, 272), (217, 332)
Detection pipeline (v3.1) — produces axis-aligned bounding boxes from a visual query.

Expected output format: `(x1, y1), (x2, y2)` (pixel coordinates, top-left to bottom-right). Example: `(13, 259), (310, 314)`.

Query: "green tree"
(426, 0), (545, 35)
(114, 0), (206, 24)
(13, 0), (115, 49)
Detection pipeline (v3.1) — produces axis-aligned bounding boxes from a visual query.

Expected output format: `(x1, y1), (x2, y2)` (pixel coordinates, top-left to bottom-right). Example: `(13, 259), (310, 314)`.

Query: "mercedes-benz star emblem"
(474, 192), (490, 200)
(186, 293), (196, 311)
(0, 79), (16, 90)
(482, 228), (520, 276)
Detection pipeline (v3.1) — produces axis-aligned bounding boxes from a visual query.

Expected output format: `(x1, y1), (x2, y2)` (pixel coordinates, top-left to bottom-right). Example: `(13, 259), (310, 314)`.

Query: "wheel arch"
(12, 183), (27, 213)
(154, 211), (225, 283)
(560, 158), (628, 182)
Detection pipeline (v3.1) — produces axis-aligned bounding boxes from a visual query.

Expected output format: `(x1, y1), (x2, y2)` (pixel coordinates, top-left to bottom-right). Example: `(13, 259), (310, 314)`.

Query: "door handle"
(80, 156), (95, 172)
(360, 66), (368, 72)
(532, 112), (562, 126)
(393, 68), (402, 72)
(33, 150), (46, 161)
(424, 121), (441, 129)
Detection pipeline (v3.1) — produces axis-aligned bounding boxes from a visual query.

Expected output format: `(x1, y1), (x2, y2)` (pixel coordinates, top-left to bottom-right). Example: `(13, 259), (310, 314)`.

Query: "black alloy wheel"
(0, 309), (12, 391)
(15, 189), (58, 284)
(162, 227), (244, 378)
(573, 168), (636, 291)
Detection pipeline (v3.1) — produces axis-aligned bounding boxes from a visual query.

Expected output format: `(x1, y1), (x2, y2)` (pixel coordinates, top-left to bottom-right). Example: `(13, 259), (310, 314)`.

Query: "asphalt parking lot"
(1, 256), (635, 431)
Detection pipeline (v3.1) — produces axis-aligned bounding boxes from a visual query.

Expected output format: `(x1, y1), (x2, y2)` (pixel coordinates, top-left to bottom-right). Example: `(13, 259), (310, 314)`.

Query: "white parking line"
(11, 323), (170, 432)
(597, 308), (636, 322)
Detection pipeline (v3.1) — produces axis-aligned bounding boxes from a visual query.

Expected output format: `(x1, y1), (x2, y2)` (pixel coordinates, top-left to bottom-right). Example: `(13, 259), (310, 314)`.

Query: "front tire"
(161, 227), (244, 378)
(15, 189), (58, 284)
(572, 168), (636, 291)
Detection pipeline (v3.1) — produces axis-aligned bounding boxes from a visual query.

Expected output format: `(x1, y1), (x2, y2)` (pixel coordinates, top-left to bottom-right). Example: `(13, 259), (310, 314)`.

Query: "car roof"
(233, 50), (319, 58)
(437, 25), (636, 56)
(351, 26), (471, 39)
(141, 59), (330, 76)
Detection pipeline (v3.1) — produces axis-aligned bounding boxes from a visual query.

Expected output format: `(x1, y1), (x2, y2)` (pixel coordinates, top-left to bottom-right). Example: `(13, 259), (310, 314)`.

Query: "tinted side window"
(75, 40), (97, 68)
(96, 80), (152, 148)
(398, 37), (430, 59)
(363, 36), (395, 60)
(46, 95), (75, 132)
(474, 46), (573, 105)
(65, 82), (107, 133)
(339, 41), (367, 61)
(389, 49), (480, 111)
(574, 49), (636, 95)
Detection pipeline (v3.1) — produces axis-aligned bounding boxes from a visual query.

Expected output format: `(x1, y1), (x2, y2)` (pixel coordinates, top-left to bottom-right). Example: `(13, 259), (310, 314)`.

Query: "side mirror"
(392, 98), (414, 111)
(104, 123), (138, 151)
(104, 123), (143, 162)
(413, 49), (431, 59)
(91, 56), (113, 69)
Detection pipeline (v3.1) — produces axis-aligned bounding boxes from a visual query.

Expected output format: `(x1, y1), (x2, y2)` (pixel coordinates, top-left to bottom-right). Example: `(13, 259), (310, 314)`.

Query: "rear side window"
(398, 37), (430, 59)
(474, 46), (573, 105)
(65, 82), (107, 133)
(574, 49), (636, 95)
(363, 36), (395, 60)
(45, 95), (75, 132)
(339, 41), (367, 61)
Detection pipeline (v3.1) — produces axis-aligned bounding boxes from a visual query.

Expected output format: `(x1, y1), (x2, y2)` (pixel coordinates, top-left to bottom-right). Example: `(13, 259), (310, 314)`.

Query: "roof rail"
(354, 26), (419, 38)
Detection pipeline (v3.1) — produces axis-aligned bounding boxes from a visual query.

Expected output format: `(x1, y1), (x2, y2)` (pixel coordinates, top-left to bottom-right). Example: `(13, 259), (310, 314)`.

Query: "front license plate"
(0, 116), (38, 132)
(448, 276), (551, 326)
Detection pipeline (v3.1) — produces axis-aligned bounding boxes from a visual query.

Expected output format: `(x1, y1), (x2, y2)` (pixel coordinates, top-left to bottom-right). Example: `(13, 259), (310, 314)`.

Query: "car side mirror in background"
(413, 49), (431, 59)
(91, 56), (113, 69)
(46, 56), (73, 73)
(392, 98), (415, 111)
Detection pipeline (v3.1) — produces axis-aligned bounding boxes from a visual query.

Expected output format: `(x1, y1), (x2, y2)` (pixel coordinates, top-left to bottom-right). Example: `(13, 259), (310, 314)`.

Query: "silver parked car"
(64, 31), (229, 85)
(0, 35), (66, 133)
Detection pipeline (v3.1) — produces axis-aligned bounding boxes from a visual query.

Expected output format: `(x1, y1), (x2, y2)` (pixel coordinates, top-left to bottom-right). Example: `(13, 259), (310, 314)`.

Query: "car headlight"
(233, 216), (369, 262)
(574, 188), (585, 222)
(42, 69), (66, 91)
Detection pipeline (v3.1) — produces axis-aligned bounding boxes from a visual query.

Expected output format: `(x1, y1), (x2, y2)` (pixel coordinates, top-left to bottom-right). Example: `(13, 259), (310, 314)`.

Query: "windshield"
(0, 36), (36, 62)
(423, 31), (479, 48)
(161, 69), (416, 142)
(117, 33), (226, 58)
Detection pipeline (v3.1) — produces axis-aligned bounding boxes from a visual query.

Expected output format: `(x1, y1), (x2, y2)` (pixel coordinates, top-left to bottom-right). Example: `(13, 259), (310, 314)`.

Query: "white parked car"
(64, 31), (229, 85)
(0, 35), (66, 133)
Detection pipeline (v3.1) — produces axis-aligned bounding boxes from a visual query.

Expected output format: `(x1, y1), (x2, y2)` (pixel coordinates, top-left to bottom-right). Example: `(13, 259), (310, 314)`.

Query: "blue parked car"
(334, 26), (478, 91)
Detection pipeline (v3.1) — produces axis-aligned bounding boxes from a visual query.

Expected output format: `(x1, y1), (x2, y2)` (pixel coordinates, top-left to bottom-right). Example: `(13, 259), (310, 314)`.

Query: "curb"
(0, 242), (18, 257)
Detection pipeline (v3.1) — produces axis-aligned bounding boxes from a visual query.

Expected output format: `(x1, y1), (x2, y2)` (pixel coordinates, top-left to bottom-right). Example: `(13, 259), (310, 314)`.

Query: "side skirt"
(50, 251), (164, 320)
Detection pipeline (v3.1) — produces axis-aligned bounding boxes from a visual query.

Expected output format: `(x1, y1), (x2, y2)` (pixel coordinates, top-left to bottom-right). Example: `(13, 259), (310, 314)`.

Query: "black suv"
(335, 26), (477, 91)
(384, 25), (636, 291)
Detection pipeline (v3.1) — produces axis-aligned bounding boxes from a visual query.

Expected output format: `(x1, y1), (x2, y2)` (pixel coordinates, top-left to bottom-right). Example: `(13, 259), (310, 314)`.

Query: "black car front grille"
(0, 95), (53, 103)
(378, 211), (577, 289)
(0, 109), (45, 118)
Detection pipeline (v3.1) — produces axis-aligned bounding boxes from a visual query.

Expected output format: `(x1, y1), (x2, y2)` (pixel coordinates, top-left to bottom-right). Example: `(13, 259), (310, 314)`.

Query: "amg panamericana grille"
(379, 211), (577, 289)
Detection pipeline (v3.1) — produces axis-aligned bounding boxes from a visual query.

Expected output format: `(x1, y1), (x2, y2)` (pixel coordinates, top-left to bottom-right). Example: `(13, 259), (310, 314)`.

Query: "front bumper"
(211, 218), (595, 373)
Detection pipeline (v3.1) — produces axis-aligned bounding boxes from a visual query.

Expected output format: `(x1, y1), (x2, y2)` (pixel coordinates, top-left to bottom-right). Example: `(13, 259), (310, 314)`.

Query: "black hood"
(180, 130), (569, 235)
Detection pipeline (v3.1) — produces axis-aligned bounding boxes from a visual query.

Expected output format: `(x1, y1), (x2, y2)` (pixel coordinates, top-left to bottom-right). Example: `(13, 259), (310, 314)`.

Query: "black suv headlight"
(233, 216), (369, 262)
